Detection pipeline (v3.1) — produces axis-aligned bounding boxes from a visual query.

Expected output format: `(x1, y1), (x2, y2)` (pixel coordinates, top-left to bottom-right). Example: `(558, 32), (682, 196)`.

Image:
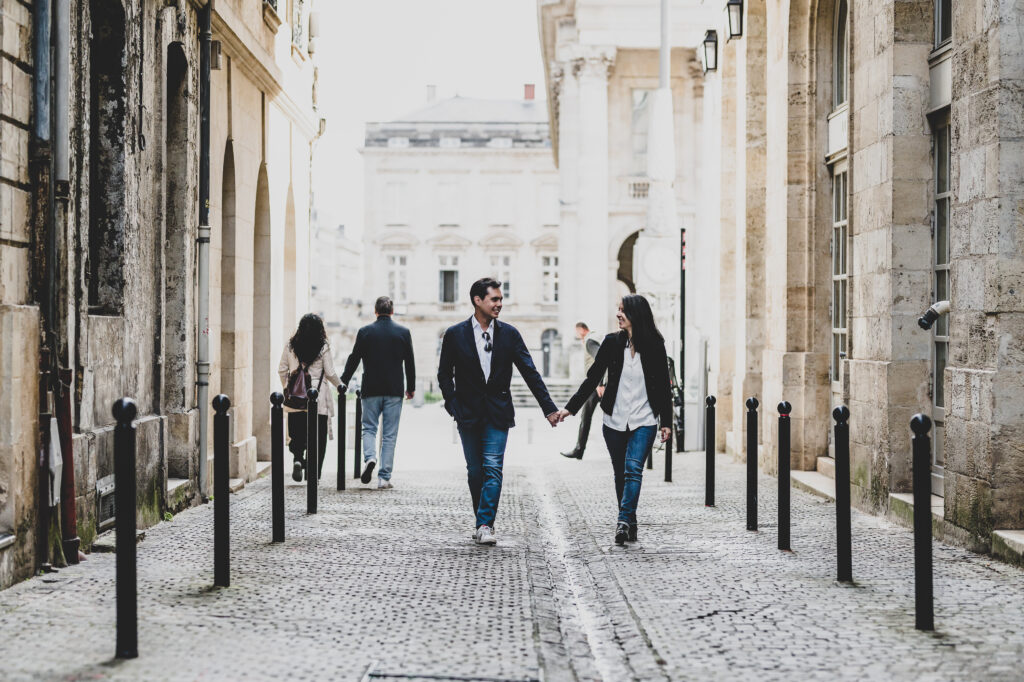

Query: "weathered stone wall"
(722, 0), (1024, 555)
(943, 0), (1024, 540)
(0, 0), (40, 589)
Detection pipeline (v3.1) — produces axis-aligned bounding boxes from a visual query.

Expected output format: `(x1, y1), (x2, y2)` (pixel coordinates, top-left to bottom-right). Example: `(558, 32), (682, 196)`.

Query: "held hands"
(546, 412), (560, 428)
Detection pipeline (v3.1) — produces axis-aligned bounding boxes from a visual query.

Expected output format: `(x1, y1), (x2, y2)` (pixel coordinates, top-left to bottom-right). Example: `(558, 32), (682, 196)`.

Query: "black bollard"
(307, 388), (319, 514)
(213, 394), (231, 587)
(746, 397), (759, 531)
(112, 398), (138, 659)
(337, 386), (346, 491)
(833, 406), (853, 582)
(911, 414), (934, 631)
(664, 424), (673, 483)
(705, 396), (716, 507)
(778, 402), (792, 551)
(270, 392), (285, 543)
(353, 391), (362, 480)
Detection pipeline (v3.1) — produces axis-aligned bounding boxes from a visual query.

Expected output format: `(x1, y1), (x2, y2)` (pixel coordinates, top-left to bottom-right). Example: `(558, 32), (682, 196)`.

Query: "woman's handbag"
(283, 359), (325, 410)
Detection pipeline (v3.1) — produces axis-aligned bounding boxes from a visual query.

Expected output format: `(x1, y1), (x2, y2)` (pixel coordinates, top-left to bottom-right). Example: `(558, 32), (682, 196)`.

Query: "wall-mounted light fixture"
(701, 30), (719, 73)
(726, 0), (744, 40)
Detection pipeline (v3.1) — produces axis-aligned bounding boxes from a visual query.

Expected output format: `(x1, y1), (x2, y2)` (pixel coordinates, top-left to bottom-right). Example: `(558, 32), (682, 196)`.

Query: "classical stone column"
(716, 38), (738, 451)
(553, 63), (582, 378)
(730, 0), (767, 466)
(635, 0), (680, 360)
(570, 48), (615, 343)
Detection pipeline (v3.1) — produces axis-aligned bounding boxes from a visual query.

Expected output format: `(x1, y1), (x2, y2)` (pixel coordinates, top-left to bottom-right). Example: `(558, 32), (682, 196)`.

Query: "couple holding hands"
(438, 277), (672, 547)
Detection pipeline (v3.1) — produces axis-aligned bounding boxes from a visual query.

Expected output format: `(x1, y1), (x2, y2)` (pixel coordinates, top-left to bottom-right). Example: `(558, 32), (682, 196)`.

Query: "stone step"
(992, 530), (1024, 568)
(816, 455), (835, 479)
(791, 470), (836, 501)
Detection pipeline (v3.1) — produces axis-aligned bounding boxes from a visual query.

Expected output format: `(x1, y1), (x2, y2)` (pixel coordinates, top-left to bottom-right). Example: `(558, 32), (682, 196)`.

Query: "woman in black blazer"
(556, 295), (672, 545)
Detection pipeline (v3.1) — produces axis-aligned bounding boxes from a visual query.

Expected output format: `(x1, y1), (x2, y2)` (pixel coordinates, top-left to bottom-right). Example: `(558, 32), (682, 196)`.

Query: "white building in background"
(537, 0), (718, 448)
(309, 209), (362, 361)
(361, 89), (565, 392)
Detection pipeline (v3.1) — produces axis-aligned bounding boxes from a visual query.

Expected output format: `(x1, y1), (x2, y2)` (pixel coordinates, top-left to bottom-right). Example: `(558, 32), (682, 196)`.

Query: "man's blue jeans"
(602, 425), (657, 524)
(457, 424), (509, 529)
(360, 396), (404, 480)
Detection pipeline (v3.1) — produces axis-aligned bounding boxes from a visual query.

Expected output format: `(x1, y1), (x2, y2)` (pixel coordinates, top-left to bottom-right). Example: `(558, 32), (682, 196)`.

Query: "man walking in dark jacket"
(341, 296), (415, 488)
(438, 277), (559, 545)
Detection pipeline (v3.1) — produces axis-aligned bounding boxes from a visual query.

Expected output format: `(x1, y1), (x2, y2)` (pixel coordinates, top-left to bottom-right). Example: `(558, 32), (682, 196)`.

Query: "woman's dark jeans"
(287, 412), (328, 475)
(602, 424), (657, 525)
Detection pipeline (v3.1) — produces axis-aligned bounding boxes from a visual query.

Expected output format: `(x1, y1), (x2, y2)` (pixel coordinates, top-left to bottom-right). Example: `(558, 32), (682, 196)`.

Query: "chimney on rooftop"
(524, 83), (535, 100)
(427, 84), (437, 103)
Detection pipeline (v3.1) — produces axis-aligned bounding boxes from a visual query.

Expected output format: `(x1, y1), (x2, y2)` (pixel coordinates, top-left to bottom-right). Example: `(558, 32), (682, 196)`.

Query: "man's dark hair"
(469, 277), (502, 304)
(575, 322), (589, 331)
(375, 296), (394, 315)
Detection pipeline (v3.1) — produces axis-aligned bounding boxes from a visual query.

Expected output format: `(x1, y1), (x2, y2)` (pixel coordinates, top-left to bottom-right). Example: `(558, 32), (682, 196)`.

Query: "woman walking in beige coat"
(278, 314), (342, 481)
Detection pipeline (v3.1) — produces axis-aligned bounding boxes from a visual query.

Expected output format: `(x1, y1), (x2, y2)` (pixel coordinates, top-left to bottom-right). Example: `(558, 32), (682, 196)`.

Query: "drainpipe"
(33, 0), (54, 569)
(197, 0), (213, 497)
(53, 0), (80, 563)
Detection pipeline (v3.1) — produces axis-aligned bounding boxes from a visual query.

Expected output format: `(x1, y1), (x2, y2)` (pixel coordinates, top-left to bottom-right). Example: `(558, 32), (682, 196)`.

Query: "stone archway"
(616, 231), (640, 295)
(219, 141), (237, 404)
(252, 165), (273, 461)
(283, 185), (297, 340)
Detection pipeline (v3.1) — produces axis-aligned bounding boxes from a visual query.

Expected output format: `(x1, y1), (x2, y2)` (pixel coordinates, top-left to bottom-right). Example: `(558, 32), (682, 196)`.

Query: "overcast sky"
(311, 0), (547, 241)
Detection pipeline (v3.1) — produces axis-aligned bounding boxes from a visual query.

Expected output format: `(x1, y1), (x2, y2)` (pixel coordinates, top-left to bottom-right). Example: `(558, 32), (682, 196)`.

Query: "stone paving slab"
(0, 404), (1021, 681)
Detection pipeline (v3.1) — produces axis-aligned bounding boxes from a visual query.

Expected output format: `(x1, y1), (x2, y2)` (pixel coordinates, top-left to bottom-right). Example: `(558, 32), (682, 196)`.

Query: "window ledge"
(929, 41), (953, 64)
(262, 2), (283, 32)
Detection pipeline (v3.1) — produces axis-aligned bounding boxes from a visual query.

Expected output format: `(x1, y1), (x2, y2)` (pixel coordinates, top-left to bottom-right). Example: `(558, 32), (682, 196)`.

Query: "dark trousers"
(570, 391), (600, 457)
(287, 412), (328, 475)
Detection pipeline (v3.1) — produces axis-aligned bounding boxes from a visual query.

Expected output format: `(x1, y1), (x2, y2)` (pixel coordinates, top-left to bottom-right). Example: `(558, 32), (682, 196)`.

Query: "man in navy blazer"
(438, 277), (559, 545)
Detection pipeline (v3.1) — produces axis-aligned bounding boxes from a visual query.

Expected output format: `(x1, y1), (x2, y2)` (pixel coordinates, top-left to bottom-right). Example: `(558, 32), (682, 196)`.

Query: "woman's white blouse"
(603, 343), (657, 432)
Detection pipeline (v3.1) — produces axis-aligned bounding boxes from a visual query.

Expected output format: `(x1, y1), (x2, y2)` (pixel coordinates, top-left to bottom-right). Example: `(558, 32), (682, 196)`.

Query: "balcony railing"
(626, 178), (649, 200)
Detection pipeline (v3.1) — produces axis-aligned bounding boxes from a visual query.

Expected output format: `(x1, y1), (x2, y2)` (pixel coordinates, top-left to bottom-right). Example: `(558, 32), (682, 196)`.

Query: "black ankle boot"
(628, 524), (638, 542)
(614, 522), (629, 546)
(292, 457), (305, 482)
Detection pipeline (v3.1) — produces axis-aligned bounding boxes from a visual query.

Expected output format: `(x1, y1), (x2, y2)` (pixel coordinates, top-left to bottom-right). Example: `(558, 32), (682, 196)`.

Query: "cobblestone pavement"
(1, 403), (1023, 681)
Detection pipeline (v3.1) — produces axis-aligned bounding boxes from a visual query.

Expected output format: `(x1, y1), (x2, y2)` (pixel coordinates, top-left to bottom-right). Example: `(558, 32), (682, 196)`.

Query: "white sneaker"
(377, 478), (393, 489)
(475, 525), (497, 545)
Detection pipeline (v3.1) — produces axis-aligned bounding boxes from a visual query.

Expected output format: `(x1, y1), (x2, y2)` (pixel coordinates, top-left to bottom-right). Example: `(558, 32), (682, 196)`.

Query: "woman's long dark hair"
(621, 294), (664, 353)
(289, 313), (328, 365)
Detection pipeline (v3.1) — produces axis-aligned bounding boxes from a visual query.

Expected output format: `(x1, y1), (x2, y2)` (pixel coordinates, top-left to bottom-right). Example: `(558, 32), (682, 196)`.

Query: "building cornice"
(212, 5), (318, 139)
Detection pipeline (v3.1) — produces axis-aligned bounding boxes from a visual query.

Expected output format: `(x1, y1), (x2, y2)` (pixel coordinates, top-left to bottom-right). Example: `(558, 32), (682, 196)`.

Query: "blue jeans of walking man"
(361, 396), (404, 480)
(457, 424), (509, 529)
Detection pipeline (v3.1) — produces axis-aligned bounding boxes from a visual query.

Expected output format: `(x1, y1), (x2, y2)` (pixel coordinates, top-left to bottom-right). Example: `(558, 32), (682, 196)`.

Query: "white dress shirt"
(604, 343), (657, 432)
(471, 316), (493, 382)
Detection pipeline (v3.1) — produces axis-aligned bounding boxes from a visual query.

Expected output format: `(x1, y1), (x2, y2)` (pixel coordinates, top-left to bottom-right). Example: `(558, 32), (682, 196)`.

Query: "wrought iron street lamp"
(726, 0), (744, 40)
(701, 30), (719, 73)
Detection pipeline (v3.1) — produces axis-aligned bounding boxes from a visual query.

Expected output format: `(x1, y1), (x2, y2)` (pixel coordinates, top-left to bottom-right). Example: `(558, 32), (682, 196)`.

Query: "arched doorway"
(163, 41), (192, 478)
(219, 141), (237, 403)
(252, 165), (273, 457)
(283, 185), (297, 339)
(617, 231), (640, 294)
(541, 329), (560, 377)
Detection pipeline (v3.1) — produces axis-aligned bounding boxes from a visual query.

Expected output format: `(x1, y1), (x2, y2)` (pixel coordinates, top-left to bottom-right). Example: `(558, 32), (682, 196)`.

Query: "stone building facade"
(361, 92), (564, 390)
(537, 0), (717, 447)
(0, 0), (321, 590)
(706, 0), (1024, 557)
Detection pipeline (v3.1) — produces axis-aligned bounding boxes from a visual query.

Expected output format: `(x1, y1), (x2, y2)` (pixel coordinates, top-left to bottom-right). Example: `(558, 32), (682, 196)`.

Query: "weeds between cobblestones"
(0, 406), (1022, 681)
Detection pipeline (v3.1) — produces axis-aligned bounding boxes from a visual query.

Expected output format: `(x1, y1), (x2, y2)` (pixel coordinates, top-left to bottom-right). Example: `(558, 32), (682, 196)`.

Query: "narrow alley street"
(1, 405), (1021, 681)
